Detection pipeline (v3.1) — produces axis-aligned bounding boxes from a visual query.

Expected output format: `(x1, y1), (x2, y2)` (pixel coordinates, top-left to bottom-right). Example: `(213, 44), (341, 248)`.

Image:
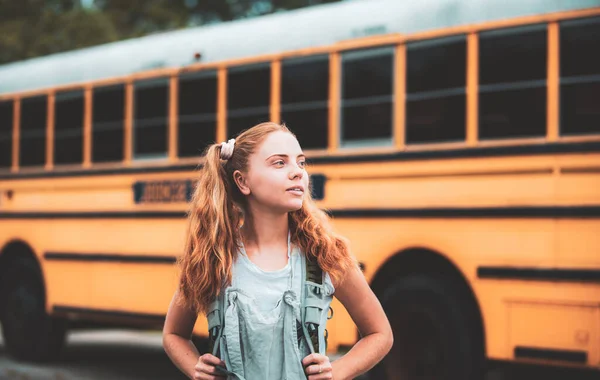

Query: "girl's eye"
(274, 160), (285, 166)
(298, 161), (306, 168)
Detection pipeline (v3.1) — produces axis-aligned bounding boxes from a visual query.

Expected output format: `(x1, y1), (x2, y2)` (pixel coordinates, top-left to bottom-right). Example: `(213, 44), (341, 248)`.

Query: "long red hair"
(177, 122), (357, 314)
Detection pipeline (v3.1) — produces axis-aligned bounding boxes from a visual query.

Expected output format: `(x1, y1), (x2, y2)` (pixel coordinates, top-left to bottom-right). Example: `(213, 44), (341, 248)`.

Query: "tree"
(93, 0), (343, 35)
(0, 0), (118, 64)
(0, 0), (343, 64)
(29, 9), (118, 58)
(93, 0), (190, 38)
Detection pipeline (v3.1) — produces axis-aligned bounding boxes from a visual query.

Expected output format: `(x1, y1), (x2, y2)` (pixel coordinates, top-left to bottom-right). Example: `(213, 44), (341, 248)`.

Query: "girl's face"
(235, 131), (309, 213)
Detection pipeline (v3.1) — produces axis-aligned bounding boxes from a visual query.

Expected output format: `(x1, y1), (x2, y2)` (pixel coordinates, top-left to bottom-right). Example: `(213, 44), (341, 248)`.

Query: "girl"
(163, 122), (393, 379)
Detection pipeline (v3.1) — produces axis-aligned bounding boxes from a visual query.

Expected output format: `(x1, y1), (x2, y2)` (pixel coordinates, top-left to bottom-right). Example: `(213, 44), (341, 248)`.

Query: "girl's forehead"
(256, 131), (303, 157)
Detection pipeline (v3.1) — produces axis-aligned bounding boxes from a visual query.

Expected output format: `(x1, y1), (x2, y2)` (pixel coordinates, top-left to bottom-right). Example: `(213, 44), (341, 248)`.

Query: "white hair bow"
(220, 138), (236, 160)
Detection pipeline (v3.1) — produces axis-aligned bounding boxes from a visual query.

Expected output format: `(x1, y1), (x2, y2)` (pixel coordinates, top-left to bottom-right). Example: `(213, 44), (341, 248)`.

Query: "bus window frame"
(226, 61), (272, 139)
(90, 83), (127, 166)
(132, 77), (170, 162)
(558, 16), (600, 138)
(404, 34), (468, 146)
(0, 98), (15, 171)
(477, 23), (548, 142)
(280, 54), (330, 151)
(53, 88), (86, 169)
(18, 93), (50, 171)
(339, 45), (395, 150)
(177, 69), (219, 159)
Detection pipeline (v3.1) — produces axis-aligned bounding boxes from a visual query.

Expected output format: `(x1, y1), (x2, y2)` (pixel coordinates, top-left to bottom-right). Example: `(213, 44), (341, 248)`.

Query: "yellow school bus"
(1, 0), (599, 378)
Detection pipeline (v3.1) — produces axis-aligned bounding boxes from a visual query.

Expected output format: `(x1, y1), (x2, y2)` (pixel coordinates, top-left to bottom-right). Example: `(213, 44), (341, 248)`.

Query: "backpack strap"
(301, 255), (325, 354)
(306, 256), (323, 285)
(207, 289), (225, 357)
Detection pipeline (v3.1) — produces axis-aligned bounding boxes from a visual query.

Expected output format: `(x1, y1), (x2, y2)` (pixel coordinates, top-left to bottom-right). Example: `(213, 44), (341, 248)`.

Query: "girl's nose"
(289, 164), (304, 180)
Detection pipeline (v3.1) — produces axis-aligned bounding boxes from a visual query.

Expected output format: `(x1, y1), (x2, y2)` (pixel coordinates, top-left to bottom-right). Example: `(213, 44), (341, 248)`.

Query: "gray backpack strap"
(302, 255), (325, 354)
(207, 290), (225, 357)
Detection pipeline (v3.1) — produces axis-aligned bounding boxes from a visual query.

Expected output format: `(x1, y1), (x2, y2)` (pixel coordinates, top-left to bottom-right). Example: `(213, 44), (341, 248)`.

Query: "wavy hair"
(177, 122), (357, 314)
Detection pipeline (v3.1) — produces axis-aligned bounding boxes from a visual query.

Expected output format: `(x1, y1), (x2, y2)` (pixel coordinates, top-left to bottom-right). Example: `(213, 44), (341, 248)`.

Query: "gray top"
(217, 242), (335, 379)
(231, 243), (335, 316)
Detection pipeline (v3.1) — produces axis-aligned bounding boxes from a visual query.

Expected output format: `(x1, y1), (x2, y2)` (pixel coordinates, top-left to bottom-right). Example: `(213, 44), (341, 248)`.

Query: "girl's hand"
(193, 353), (227, 380)
(302, 353), (333, 379)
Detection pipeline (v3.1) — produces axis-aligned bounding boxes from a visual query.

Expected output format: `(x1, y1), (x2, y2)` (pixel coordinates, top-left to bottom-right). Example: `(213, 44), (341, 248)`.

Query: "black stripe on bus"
(1, 205), (600, 219)
(310, 140), (600, 165)
(53, 305), (165, 323)
(477, 267), (600, 282)
(0, 163), (199, 180)
(0, 141), (599, 180)
(514, 346), (587, 364)
(329, 206), (600, 218)
(561, 166), (600, 174)
(44, 252), (177, 264)
(0, 211), (186, 219)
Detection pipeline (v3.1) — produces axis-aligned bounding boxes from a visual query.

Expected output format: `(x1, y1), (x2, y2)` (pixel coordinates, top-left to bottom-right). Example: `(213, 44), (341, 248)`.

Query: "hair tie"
(220, 138), (236, 160)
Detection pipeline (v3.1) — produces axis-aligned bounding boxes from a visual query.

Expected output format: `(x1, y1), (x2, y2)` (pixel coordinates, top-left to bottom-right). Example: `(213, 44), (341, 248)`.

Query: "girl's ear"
(233, 170), (251, 195)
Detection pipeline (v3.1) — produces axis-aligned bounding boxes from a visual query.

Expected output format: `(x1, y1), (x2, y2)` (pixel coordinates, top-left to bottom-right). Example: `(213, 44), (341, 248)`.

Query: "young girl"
(163, 122), (393, 379)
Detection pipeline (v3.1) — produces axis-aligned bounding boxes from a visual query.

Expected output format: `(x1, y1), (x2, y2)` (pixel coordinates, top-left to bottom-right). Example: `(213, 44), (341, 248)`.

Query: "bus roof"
(0, 0), (598, 95)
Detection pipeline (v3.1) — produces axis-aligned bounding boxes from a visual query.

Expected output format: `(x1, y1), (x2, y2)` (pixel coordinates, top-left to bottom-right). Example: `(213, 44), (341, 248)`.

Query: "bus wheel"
(0, 257), (67, 362)
(369, 274), (484, 380)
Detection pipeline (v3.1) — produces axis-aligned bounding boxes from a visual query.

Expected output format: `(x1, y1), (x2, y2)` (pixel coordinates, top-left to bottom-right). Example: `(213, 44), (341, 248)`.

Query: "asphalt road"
(0, 328), (598, 380)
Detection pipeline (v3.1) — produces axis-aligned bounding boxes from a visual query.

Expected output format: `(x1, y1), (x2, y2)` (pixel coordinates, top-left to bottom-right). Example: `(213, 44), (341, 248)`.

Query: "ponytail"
(177, 143), (241, 314)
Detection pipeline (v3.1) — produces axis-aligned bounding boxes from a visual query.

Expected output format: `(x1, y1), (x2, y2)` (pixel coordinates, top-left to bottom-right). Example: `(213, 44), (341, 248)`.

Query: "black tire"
(369, 274), (484, 380)
(0, 257), (67, 362)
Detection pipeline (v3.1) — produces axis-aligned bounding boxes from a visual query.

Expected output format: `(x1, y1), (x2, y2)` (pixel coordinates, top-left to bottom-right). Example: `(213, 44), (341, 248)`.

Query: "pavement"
(1, 326), (599, 380)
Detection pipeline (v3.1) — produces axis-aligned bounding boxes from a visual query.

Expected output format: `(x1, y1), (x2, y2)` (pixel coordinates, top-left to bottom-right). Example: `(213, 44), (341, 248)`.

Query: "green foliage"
(0, 0), (342, 65)
(0, 0), (118, 64)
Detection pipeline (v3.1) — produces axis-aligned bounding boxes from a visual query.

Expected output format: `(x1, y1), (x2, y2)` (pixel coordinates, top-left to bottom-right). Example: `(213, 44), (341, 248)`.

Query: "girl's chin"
(285, 200), (304, 212)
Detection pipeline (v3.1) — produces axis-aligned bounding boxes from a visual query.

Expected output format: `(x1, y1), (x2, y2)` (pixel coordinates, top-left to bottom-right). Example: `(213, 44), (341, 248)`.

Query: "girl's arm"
(162, 290), (202, 379)
(331, 265), (394, 380)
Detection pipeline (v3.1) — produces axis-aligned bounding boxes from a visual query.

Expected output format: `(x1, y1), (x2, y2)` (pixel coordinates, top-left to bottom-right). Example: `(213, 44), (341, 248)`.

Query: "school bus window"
(20, 95), (47, 167)
(134, 78), (169, 159)
(281, 55), (329, 150)
(178, 71), (217, 157)
(54, 90), (84, 166)
(227, 63), (271, 138)
(406, 36), (466, 144)
(479, 25), (547, 140)
(341, 47), (393, 147)
(0, 100), (13, 169)
(92, 84), (125, 163)
(560, 16), (600, 136)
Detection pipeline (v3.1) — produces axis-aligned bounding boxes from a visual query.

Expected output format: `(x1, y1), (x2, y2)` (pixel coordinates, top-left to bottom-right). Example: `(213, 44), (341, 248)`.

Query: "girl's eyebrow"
(266, 153), (306, 161)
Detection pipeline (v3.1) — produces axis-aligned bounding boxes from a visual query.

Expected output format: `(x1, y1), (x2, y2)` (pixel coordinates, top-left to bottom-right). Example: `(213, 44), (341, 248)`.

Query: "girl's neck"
(241, 208), (289, 257)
